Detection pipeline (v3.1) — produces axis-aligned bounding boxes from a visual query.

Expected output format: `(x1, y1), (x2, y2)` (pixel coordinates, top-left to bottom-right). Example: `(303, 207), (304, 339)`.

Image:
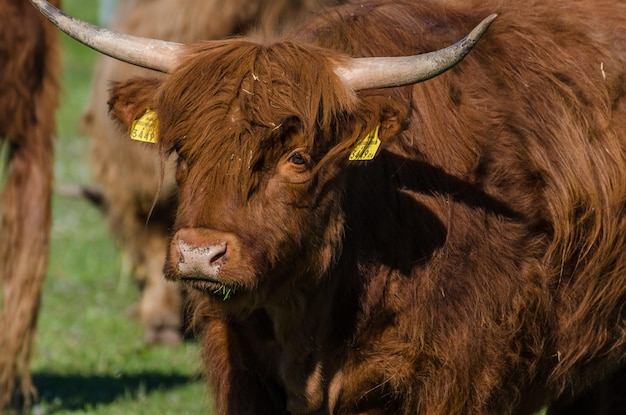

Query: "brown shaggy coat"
(81, 0), (346, 345)
(107, 0), (626, 413)
(0, 0), (61, 409)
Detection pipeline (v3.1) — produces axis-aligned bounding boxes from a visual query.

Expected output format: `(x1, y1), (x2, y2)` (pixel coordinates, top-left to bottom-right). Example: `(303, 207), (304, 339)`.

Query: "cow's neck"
(257, 243), (364, 410)
(264, 287), (331, 414)
(262, 252), (393, 413)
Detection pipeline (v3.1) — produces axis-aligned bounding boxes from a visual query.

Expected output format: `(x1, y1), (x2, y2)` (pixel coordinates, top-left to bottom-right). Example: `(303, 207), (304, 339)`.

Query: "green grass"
(24, 1), (209, 414)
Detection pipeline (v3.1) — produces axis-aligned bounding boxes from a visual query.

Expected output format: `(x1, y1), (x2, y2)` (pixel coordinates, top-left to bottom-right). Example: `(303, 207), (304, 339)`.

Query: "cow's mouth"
(180, 276), (237, 300)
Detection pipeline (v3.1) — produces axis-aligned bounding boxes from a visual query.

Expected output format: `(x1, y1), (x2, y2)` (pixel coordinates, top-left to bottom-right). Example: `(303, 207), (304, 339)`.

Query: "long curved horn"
(29, 0), (183, 73)
(335, 14), (497, 91)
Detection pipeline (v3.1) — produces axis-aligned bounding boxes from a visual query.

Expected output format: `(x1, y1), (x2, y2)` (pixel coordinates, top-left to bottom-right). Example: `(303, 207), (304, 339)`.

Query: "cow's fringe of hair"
(0, 0), (61, 409)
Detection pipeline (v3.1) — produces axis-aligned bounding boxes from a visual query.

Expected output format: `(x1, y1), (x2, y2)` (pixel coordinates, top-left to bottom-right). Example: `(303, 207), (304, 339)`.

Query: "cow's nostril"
(209, 244), (227, 265)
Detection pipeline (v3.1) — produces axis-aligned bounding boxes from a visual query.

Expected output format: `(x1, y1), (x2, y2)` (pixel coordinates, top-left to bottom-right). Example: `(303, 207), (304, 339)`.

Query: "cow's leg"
(116, 216), (185, 345)
(0, 125), (54, 409)
(134, 229), (184, 345)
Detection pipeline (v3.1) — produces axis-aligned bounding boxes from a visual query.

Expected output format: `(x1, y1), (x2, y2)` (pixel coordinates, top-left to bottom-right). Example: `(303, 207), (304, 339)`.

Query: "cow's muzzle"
(168, 228), (246, 296)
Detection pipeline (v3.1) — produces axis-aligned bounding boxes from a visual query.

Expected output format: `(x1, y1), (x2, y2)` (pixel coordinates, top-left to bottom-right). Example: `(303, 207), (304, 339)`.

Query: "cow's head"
(30, 0), (495, 305)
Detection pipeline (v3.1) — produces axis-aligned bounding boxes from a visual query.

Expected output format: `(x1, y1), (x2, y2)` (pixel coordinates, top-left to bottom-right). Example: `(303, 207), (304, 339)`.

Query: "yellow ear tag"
(130, 109), (159, 144)
(348, 124), (381, 161)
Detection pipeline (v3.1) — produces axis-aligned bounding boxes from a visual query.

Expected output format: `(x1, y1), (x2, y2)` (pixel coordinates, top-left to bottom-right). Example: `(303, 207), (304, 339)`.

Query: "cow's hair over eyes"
(109, 38), (409, 204)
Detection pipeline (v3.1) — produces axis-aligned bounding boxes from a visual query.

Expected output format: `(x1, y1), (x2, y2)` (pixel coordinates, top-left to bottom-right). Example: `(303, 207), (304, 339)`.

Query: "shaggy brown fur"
(0, 0), (61, 410)
(107, 0), (626, 413)
(81, 0), (346, 345)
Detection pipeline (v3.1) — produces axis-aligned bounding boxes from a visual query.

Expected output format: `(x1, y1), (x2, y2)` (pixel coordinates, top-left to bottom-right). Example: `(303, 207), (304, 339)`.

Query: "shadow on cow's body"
(32, 0), (626, 413)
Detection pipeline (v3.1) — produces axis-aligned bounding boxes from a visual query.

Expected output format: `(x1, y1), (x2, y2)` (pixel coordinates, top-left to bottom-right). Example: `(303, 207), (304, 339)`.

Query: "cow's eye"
(288, 152), (306, 165)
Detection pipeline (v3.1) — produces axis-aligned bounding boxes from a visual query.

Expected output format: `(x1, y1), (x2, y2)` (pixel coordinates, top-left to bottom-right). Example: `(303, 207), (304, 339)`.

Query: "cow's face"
(32, 0), (492, 305)
(109, 40), (406, 305)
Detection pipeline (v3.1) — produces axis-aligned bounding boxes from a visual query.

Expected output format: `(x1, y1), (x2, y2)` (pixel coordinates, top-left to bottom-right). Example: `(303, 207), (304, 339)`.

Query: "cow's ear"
(343, 95), (409, 162)
(376, 98), (408, 144)
(107, 78), (163, 129)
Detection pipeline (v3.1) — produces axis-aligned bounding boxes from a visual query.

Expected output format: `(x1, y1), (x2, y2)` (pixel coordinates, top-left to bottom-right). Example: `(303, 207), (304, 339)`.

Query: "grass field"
(21, 1), (210, 414)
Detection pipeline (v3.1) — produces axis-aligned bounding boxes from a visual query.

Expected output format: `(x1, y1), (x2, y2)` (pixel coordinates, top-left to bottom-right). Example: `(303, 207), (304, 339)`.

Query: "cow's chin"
(179, 276), (239, 300)
(165, 261), (260, 302)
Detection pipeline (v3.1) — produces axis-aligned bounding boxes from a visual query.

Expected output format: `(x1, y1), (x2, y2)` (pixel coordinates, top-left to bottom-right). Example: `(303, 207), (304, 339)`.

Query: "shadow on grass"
(32, 371), (196, 411)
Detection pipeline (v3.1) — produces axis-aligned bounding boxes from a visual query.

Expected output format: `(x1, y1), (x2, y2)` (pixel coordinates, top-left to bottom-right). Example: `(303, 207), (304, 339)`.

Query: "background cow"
(0, 0), (61, 409)
(33, 0), (626, 413)
(80, 0), (345, 345)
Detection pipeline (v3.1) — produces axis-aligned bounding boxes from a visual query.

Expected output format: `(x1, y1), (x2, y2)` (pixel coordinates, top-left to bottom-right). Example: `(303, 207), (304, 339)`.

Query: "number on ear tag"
(130, 109), (159, 144)
(349, 124), (381, 161)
